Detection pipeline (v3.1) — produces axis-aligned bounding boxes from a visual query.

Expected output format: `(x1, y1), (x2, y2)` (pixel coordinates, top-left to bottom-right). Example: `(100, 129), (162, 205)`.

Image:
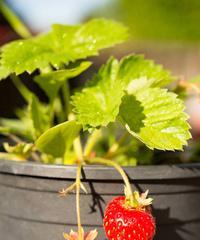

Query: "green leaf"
(0, 66), (10, 79)
(119, 55), (173, 93)
(52, 18), (128, 59)
(72, 55), (174, 129)
(63, 150), (77, 165)
(0, 95), (50, 141)
(34, 61), (91, 101)
(72, 58), (124, 129)
(119, 88), (191, 150)
(0, 34), (57, 77)
(35, 120), (81, 158)
(28, 95), (51, 139)
(0, 19), (128, 79)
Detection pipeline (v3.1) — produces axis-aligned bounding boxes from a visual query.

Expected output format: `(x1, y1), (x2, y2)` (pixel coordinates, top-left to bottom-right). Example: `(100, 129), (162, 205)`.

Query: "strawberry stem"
(104, 132), (128, 158)
(83, 129), (101, 157)
(76, 163), (84, 240)
(86, 157), (134, 206)
(70, 117), (84, 240)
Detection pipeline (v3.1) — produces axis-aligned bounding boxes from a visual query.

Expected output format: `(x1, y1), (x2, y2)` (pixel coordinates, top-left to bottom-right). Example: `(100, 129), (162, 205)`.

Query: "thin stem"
(68, 113), (83, 162)
(11, 74), (31, 102)
(76, 163), (83, 240)
(86, 157), (134, 205)
(53, 97), (66, 123)
(31, 152), (40, 162)
(107, 142), (138, 158)
(83, 129), (101, 157)
(178, 79), (200, 95)
(62, 82), (71, 119)
(67, 115), (83, 239)
(0, 1), (31, 38)
(73, 137), (83, 162)
(105, 132), (129, 158)
(7, 133), (22, 143)
(59, 182), (76, 197)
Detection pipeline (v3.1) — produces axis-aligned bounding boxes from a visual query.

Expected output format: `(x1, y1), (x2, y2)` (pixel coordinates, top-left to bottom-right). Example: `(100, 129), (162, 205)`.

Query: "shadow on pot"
(153, 207), (193, 240)
(81, 169), (106, 219)
(85, 178), (198, 240)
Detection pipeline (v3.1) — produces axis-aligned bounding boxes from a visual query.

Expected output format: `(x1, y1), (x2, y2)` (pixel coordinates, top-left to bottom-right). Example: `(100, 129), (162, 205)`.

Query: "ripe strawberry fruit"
(103, 191), (155, 240)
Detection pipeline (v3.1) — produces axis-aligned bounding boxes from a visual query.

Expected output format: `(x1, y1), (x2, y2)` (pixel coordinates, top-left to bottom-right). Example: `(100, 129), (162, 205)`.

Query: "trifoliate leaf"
(119, 89), (191, 150)
(34, 61), (91, 101)
(35, 120), (81, 158)
(72, 55), (174, 129)
(0, 18), (128, 79)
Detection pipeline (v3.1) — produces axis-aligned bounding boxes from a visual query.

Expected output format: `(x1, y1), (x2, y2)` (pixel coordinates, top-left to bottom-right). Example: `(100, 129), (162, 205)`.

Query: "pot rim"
(0, 160), (200, 180)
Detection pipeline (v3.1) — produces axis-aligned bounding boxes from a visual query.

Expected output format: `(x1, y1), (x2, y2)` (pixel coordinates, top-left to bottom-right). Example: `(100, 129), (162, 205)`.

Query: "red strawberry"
(103, 191), (156, 240)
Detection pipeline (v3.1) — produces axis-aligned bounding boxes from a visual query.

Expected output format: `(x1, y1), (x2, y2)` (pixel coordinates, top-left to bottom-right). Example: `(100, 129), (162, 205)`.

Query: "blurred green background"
(2, 0), (200, 43)
(110, 0), (200, 43)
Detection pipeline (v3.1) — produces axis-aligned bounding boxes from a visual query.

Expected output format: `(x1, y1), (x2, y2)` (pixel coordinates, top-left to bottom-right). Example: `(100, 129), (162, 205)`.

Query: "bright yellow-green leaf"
(0, 19), (128, 79)
(35, 120), (81, 158)
(72, 58), (124, 129)
(72, 55), (174, 130)
(119, 89), (191, 150)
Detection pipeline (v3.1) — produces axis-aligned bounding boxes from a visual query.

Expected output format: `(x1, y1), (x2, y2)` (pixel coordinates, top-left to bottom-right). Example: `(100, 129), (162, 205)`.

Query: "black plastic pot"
(0, 160), (200, 240)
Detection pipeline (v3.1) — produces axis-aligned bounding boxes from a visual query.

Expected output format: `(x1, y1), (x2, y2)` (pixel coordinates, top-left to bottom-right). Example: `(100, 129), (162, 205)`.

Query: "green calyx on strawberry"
(125, 189), (153, 210)
(103, 189), (156, 240)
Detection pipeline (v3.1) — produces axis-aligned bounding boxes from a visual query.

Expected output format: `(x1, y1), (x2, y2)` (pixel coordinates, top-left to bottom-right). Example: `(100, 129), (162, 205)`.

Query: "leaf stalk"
(0, 1), (31, 38)
(76, 163), (84, 240)
(86, 157), (134, 205)
(83, 129), (101, 157)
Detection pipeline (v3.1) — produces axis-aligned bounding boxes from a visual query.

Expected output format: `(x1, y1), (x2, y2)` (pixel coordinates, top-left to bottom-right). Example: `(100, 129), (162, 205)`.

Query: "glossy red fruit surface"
(103, 196), (156, 240)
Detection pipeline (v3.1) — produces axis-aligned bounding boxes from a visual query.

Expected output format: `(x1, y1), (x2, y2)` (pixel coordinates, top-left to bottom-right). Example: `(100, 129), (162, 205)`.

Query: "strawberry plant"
(0, 2), (193, 240)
